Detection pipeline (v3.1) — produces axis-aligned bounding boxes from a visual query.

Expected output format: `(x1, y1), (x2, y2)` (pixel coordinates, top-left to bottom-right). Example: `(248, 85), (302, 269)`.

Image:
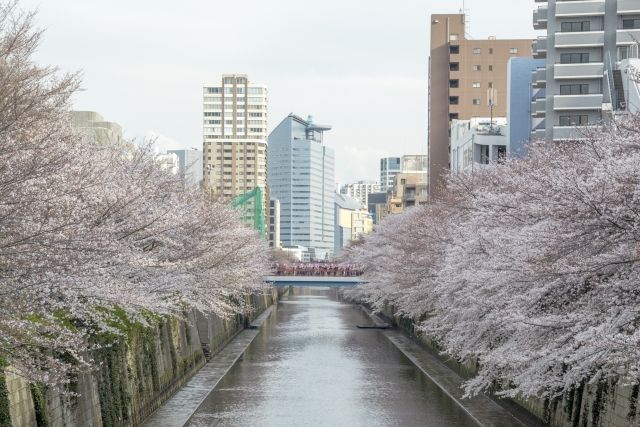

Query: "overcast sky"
(22, 0), (537, 184)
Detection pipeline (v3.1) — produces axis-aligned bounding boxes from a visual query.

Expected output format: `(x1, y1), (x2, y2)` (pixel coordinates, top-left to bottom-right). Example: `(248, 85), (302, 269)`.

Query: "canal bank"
(2, 289), (284, 427)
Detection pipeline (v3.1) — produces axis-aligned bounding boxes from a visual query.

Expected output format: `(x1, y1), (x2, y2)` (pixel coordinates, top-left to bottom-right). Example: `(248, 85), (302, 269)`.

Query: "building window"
(473, 48), (481, 54)
(488, 65), (493, 71)
(561, 21), (591, 32)
(473, 65), (481, 71)
(472, 82), (481, 88)
(449, 96), (459, 105)
(623, 19), (640, 29)
(450, 62), (460, 71)
(509, 47), (519, 54)
(559, 115), (589, 126)
(449, 79), (459, 88)
(489, 48), (494, 54)
(472, 99), (481, 105)
(560, 84), (589, 95)
(450, 34), (459, 41)
(449, 113), (459, 121)
(560, 53), (590, 64)
(449, 45), (460, 54)
(488, 82), (494, 88)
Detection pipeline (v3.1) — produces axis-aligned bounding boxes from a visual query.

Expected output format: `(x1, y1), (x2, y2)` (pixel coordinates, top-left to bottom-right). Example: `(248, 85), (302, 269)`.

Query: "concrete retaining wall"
(379, 303), (640, 427)
(2, 288), (281, 427)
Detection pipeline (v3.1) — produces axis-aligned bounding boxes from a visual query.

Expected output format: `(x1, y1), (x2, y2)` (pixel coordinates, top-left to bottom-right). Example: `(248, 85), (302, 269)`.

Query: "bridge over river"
(264, 275), (364, 287)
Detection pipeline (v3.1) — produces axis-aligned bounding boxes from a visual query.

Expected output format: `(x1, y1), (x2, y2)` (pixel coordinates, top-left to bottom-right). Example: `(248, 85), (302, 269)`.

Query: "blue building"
(268, 114), (335, 261)
(507, 57), (545, 158)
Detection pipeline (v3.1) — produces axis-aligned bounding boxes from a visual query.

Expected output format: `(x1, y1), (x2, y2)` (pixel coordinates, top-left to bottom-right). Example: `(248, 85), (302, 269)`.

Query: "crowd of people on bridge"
(273, 262), (363, 277)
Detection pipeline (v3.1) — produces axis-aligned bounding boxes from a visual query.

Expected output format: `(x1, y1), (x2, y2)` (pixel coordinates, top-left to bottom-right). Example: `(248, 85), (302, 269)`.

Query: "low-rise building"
(334, 193), (373, 256)
(450, 118), (508, 175)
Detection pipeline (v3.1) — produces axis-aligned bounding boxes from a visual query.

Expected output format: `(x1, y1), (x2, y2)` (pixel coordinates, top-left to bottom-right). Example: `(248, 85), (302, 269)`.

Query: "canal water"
(187, 288), (476, 427)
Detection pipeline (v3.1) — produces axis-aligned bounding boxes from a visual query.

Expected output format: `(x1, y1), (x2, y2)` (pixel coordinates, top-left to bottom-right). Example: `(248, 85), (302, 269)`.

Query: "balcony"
(556, 0), (605, 17)
(552, 125), (598, 140)
(555, 31), (604, 48)
(533, 67), (547, 88)
(553, 94), (604, 111)
(554, 62), (604, 79)
(618, 0), (640, 15)
(533, 37), (547, 59)
(533, 6), (548, 30)
(532, 98), (547, 117)
(617, 29), (640, 45)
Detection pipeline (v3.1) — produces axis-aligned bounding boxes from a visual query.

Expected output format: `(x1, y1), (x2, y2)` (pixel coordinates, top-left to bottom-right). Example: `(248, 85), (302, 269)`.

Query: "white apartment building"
(341, 181), (381, 207)
(532, 0), (640, 140)
(203, 74), (268, 198)
(451, 118), (508, 174)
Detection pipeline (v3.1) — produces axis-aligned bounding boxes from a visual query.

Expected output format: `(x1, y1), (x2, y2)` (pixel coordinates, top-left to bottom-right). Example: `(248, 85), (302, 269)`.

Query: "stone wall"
(379, 303), (640, 427)
(1, 288), (281, 427)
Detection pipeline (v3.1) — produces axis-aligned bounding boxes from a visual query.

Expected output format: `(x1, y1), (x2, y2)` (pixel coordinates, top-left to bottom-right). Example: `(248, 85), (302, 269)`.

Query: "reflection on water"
(187, 288), (475, 427)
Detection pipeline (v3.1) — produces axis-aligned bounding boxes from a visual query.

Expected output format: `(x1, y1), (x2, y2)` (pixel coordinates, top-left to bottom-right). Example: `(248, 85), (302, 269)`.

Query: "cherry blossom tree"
(0, 2), (269, 386)
(346, 119), (640, 399)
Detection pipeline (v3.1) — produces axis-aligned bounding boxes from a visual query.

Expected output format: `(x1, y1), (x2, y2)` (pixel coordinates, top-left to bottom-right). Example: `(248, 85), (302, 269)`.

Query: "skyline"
(23, 0), (537, 183)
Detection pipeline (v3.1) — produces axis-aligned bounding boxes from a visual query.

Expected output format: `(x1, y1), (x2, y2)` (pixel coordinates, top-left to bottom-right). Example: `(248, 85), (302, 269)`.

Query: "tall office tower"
(380, 157), (401, 192)
(532, 0), (640, 141)
(268, 114), (335, 261)
(202, 74), (268, 199)
(341, 181), (381, 207)
(429, 14), (533, 198)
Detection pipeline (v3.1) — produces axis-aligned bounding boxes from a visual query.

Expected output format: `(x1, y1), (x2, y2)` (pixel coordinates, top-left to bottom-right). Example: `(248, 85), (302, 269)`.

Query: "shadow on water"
(187, 287), (477, 427)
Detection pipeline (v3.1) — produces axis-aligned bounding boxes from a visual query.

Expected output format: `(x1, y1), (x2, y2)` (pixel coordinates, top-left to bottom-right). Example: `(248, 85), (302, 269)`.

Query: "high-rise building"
(380, 157), (401, 192)
(429, 14), (533, 198)
(202, 74), (268, 199)
(168, 148), (203, 187)
(531, 0), (640, 141)
(341, 181), (380, 207)
(269, 198), (281, 249)
(268, 114), (335, 261)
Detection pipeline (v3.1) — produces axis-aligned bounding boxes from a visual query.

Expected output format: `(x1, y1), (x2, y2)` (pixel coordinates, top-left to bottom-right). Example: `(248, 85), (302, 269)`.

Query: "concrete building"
(268, 114), (335, 261)
(429, 13), (533, 197)
(334, 193), (373, 256)
(367, 192), (388, 224)
(168, 148), (203, 187)
(451, 118), (508, 174)
(393, 172), (429, 210)
(269, 198), (281, 249)
(341, 181), (380, 207)
(202, 74), (268, 199)
(72, 111), (123, 144)
(507, 57), (546, 157)
(281, 245), (311, 262)
(380, 157), (401, 192)
(532, 0), (640, 140)
(156, 152), (180, 175)
(401, 154), (429, 173)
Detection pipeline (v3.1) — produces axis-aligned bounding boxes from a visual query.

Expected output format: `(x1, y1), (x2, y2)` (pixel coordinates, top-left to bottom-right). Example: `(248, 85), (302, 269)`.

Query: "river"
(187, 287), (477, 427)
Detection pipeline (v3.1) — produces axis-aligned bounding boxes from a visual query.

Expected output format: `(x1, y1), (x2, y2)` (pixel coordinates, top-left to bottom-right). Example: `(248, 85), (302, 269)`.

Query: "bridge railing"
(272, 262), (363, 277)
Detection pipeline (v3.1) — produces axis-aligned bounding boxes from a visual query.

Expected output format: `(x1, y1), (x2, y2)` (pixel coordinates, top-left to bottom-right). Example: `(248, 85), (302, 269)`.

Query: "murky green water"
(187, 288), (476, 427)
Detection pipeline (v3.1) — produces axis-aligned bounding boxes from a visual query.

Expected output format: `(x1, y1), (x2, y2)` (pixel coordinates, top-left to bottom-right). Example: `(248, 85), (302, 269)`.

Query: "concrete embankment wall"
(0, 289), (283, 427)
(378, 303), (640, 427)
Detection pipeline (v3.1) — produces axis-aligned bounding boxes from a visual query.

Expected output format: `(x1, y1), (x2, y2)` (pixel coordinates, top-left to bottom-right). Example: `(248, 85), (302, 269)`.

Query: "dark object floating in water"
(356, 324), (390, 330)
